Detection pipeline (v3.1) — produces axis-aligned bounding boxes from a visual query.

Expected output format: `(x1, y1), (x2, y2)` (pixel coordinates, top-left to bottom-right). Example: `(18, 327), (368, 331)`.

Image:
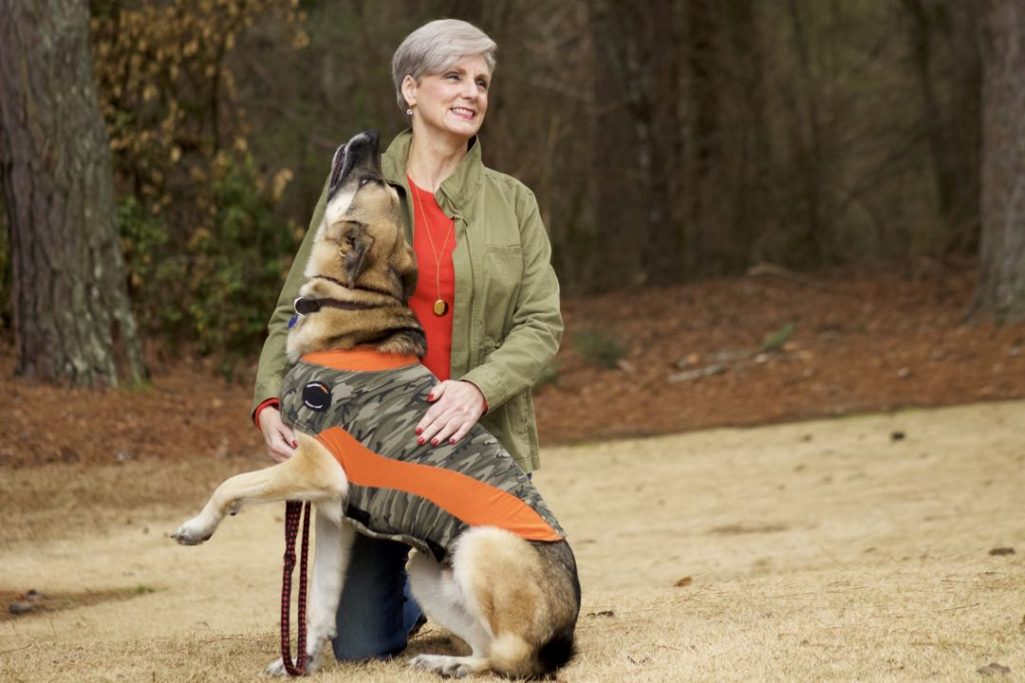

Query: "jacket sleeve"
(251, 181), (329, 415)
(460, 189), (563, 410)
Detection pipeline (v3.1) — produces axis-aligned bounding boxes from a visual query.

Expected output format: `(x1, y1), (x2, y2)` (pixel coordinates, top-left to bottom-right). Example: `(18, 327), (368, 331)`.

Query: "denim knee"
(331, 534), (422, 661)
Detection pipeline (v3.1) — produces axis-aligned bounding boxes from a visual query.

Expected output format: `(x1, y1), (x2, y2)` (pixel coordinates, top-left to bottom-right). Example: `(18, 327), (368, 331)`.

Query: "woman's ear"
(401, 74), (418, 110)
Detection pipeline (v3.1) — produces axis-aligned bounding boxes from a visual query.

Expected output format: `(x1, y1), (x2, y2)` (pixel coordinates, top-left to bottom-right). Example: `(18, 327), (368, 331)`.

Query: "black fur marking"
(537, 628), (576, 675)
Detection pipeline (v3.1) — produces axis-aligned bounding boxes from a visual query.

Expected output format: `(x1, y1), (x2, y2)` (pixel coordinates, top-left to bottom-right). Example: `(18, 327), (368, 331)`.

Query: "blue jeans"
(332, 533), (424, 661)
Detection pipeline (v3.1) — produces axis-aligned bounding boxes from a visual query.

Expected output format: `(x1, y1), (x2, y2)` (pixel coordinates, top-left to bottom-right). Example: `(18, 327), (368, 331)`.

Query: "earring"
(406, 107), (413, 116)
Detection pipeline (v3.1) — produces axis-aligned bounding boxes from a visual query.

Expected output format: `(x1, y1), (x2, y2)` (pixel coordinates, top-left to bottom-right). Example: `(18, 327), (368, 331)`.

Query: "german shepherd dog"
(172, 131), (580, 678)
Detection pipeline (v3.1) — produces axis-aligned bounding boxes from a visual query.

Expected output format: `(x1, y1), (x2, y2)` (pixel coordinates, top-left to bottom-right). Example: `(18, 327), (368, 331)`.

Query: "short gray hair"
(392, 19), (497, 113)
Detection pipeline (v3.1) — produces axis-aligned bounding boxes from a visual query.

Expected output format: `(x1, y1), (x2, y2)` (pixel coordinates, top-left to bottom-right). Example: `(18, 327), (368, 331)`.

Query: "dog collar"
(293, 297), (377, 316)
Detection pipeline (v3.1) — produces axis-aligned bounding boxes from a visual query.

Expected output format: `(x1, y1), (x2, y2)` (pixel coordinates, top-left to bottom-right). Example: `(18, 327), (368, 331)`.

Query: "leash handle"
(281, 500), (311, 676)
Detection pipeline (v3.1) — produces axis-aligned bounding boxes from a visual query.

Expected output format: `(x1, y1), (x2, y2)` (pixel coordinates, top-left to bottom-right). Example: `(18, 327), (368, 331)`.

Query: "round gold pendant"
(433, 299), (449, 316)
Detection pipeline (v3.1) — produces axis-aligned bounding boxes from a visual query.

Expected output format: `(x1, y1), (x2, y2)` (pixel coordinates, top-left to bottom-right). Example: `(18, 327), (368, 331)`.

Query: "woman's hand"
(415, 380), (486, 447)
(258, 406), (298, 463)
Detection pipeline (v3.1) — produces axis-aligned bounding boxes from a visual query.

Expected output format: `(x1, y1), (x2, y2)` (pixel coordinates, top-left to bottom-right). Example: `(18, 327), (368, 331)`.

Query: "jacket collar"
(382, 130), (484, 215)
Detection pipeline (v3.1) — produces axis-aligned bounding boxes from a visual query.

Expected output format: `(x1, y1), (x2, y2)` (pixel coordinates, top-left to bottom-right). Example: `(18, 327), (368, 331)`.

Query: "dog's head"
(306, 131), (417, 302)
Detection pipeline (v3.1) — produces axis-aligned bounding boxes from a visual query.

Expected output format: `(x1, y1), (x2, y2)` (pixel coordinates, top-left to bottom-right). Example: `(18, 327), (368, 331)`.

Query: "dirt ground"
(2, 264), (1025, 681)
(2, 401), (1024, 682)
(3, 263), (1025, 469)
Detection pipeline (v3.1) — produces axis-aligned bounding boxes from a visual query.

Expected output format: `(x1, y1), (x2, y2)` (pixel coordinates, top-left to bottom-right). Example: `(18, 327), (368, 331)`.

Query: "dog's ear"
(337, 222), (375, 287)
(386, 181), (407, 204)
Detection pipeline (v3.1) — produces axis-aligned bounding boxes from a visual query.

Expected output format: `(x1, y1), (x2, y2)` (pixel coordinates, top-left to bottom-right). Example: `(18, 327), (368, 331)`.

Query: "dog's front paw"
(265, 657), (287, 677)
(266, 656), (317, 677)
(410, 654), (474, 679)
(170, 519), (213, 546)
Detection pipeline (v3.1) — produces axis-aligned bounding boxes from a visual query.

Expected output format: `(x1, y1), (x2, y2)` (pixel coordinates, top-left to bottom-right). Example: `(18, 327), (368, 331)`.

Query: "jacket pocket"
(482, 245), (523, 338)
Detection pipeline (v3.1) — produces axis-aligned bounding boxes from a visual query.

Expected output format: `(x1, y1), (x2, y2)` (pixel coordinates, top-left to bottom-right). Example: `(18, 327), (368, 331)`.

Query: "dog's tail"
(537, 625), (576, 673)
(488, 626), (576, 679)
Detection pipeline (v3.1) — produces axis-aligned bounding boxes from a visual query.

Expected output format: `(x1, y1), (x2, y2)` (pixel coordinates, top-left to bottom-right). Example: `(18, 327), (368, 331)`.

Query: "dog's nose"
(350, 130), (380, 155)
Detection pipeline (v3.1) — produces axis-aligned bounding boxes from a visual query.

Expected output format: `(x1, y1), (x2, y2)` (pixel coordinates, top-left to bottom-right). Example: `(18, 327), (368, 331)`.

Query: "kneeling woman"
(251, 18), (563, 660)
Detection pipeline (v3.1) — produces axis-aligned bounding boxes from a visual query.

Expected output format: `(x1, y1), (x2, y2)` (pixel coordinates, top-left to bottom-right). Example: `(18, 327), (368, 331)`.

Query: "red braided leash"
(281, 500), (311, 676)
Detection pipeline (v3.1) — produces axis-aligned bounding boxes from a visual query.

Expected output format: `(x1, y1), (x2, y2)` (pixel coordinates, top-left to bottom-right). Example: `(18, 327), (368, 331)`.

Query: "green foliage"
(93, 1), (306, 357)
(188, 154), (298, 354)
(117, 154), (298, 356)
(573, 329), (626, 369)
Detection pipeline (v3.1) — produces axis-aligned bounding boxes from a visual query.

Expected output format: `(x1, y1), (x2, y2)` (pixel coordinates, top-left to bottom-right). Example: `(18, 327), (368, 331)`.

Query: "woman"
(250, 19), (562, 661)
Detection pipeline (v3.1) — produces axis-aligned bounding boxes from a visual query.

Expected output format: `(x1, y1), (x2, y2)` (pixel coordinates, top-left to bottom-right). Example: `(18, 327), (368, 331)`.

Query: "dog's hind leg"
(266, 507), (355, 676)
(172, 433), (346, 546)
(407, 549), (492, 677)
(412, 527), (560, 679)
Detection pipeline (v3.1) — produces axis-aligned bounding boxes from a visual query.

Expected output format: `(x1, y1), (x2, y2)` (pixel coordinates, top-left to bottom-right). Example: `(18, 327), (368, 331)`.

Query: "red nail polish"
(431, 439), (439, 446)
(417, 437), (425, 446)
(448, 438), (456, 445)
(427, 394), (435, 401)
(415, 427), (422, 435)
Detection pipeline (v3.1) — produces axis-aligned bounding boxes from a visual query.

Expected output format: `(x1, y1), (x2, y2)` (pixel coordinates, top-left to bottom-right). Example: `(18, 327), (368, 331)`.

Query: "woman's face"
(404, 54), (491, 142)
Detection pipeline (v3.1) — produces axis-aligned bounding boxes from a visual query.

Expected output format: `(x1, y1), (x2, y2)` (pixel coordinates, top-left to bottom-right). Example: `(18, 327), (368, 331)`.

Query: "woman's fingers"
(259, 407), (297, 462)
(446, 419), (476, 445)
(415, 380), (485, 446)
(278, 422), (297, 449)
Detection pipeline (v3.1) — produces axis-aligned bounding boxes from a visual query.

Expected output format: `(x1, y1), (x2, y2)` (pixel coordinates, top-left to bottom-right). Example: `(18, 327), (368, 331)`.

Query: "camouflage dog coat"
(279, 349), (565, 562)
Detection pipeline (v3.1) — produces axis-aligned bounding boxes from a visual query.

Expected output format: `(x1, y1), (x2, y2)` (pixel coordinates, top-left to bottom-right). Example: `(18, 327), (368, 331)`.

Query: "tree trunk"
(0, 0), (145, 386)
(588, 0), (685, 288)
(902, 0), (982, 256)
(975, 0), (1025, 323)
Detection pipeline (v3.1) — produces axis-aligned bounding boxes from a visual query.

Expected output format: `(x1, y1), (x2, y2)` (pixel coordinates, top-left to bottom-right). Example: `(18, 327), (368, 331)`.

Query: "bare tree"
(974, 0), (1025, 322)
(0, 0), (144, 385)
(901, 0), (981, 256)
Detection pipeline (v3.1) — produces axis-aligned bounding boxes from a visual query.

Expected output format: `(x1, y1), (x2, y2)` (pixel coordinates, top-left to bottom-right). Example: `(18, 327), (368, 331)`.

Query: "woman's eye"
(477, 80), (488, 91)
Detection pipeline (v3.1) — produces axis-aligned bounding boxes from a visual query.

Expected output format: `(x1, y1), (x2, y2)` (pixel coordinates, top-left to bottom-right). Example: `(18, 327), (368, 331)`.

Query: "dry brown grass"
(2, 401), (1024, 682)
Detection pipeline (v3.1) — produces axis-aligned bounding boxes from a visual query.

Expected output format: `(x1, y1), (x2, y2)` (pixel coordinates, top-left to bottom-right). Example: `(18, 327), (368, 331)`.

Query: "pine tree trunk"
(0, 0), (145, 386)
(976, 0), (1025, 323)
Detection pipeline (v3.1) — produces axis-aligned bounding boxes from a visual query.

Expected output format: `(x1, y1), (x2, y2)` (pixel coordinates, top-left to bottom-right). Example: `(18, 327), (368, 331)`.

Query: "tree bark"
(588, 0), (685, 288)
(975, 0), (1025, 323)
(902, 0), (982, 255)
(0, 0), (145, 386)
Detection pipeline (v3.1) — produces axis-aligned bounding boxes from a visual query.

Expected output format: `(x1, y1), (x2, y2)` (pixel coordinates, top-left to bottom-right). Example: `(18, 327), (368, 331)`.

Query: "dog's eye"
(360, 178), (371, 186)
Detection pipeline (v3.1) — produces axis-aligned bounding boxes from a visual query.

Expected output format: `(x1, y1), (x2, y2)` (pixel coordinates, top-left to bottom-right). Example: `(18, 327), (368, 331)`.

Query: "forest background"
(3, 6), (1025, 679)
(1, 0), (1012, 371)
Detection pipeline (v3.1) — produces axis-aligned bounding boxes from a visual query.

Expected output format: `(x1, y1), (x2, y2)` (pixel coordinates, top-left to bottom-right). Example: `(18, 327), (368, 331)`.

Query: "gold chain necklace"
(410, 178), (453, 316)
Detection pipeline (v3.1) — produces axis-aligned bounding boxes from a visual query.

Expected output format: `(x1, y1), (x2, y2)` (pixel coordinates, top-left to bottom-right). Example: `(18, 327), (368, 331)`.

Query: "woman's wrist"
(459, 380), (488, 414)
(253, 398), (281, 429)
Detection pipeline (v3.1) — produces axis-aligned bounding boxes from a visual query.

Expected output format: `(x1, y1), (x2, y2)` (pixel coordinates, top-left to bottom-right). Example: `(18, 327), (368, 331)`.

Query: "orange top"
(407, 178), (455, 380)
(300, 348), (419, 372)
(317, 426), (563, 542)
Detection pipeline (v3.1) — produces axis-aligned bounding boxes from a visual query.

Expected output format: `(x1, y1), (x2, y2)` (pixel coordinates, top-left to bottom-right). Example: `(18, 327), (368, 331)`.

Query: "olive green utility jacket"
(253, 131), (563, 471)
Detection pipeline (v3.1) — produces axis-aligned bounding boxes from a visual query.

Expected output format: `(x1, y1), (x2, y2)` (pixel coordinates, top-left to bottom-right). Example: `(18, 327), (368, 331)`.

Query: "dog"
(172, 131), (580, 679)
